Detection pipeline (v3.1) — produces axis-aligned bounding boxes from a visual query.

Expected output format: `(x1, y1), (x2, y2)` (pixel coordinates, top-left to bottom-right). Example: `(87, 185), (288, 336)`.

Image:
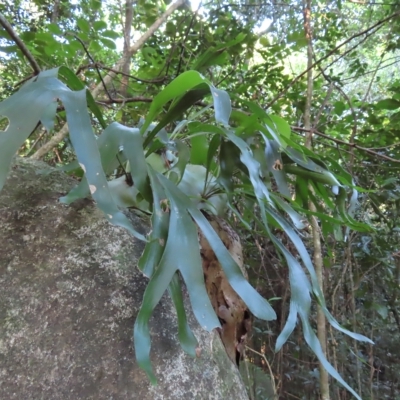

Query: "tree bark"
(120, 0), (134, 124)
(302, 1), (330, 399)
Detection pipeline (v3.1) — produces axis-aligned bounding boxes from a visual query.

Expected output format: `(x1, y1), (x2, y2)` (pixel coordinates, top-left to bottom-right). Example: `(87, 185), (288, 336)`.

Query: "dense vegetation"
(1, 1), (400, 399)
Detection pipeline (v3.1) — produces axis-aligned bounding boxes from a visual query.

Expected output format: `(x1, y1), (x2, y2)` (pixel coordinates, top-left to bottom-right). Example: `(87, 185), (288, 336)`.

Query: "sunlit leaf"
(134, 170), (221, 382)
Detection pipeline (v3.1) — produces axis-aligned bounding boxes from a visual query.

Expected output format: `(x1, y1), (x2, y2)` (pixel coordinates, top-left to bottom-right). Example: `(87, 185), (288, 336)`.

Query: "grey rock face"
(0, 158), (248, 400)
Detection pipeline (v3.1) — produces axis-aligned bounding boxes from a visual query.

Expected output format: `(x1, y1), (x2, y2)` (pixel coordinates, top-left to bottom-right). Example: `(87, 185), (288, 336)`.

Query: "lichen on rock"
(0, 157), (249, 400)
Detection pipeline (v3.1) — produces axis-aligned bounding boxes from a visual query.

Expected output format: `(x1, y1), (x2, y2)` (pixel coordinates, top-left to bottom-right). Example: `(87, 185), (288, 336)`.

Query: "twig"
(314, 26), (381, 80)
(0, 12), (41, 74)
(245, 345), (277, 398)
(96, 96), (152, 104)
(120, 0), (134, 125)
(292, 126), (400, 162)
(75, 63), (167, 84)
(265, 10), (400, 110)
(340, 57), (400, 81)
(25, 128), (47, 156)
(71, 34), (113, 100)
(176, 4), (200, 77)
(91, 0), (186, 99)
(315, 64), (358, 172)
(312, 82), (334, 129)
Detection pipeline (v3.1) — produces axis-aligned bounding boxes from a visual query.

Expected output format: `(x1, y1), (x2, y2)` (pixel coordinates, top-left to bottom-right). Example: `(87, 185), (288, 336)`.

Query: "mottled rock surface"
(0, 158), (249, 400)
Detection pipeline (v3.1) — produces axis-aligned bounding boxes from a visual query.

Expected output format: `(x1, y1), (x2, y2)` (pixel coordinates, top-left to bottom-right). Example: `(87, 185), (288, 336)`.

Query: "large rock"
(0, 158), (249, 400)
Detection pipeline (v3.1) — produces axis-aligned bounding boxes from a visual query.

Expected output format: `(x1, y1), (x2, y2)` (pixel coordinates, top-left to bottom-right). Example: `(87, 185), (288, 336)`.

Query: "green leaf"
(40, 101), (58, 132)
(138, 170), (197, 358)
(35, 32), (57, 43)
(266, 114), (291, 140)
(61, 122), (151, 206)
(271, 194), (305, 229)
(143, 87), (208, 147)
(376, 98), (400, 110)
(192, 32), (247, 71)
(168, 140), (191, 183)
(284, 164), (340, 186)
(264, 138), (290, 197)
(47, 23), (62, 35)
(138, 167), (169, 277)
(58, 90), (146, 241)
(158, 174), (276, 321)
(58, 66), (107, 129)
(219, 139), (239, 193)
(77, 18), (90, 33)
(141, 71), (231, 146)
(266, 204), (372, 345)
(134, 171), (220, 382)
(206, 134), (221, 175)
(66, 40), (83, 52)
(99, 37), (116, 49)
(333, 101), (346, 115)
(336, 187), (369, 231)
(168, 273), (198, 356)
(190, 132), (210, 166)
(93, 21), (107, 31)
(301, 316), (363, 400)
(225, 129), (272, 203)
(0, 72), (57, 190)
(101, 30), (120, 39)
(0, 70), (145, 242)
(294, 176), (309, 208)
(89, 40), (102, 53)
(91, 0), (102, 10)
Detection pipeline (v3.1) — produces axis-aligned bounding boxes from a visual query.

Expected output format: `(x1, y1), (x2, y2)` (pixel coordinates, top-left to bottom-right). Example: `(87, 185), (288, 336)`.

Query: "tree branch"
(292, 126), (400, 163)
(91, 0), (186, 99)
(0, 12), (41, 75)
(71, 34), (113, 100)
(266, 10), (400, 110)
(97, 96), (152, 104)
(31, 0), (185, 160)
(75, 63), (167, 84)
(121, 0), (134, 123)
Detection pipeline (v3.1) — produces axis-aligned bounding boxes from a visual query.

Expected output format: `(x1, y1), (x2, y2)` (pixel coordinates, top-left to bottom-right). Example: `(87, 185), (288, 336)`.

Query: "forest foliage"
(1, 1), (400, 399)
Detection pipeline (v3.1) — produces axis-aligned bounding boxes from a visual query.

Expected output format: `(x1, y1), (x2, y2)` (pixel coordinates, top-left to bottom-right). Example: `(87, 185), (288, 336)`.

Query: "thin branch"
(245, 346), (277, 397)
(97, 96), (152, 104)
(302, 1), (330, 398)
(121, 0), (134, 110)
(312, 82), (334, 129)
(91, 0), (186, 99)
(71, 34), (113, 100)
(340, 57), (400, 81)
(315, 64), (358, 172)
(25, 130), (46, 156)
(176, 4), (200, 76)
(31, 0), (185, 160)
(265, 10), (400, 110)
(0, 12), (41, 74)
(362, 54), (384, 103)
(75, 63), (167, 84)
(292, 126), (400, 163)
(314, 25), (380, 80)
